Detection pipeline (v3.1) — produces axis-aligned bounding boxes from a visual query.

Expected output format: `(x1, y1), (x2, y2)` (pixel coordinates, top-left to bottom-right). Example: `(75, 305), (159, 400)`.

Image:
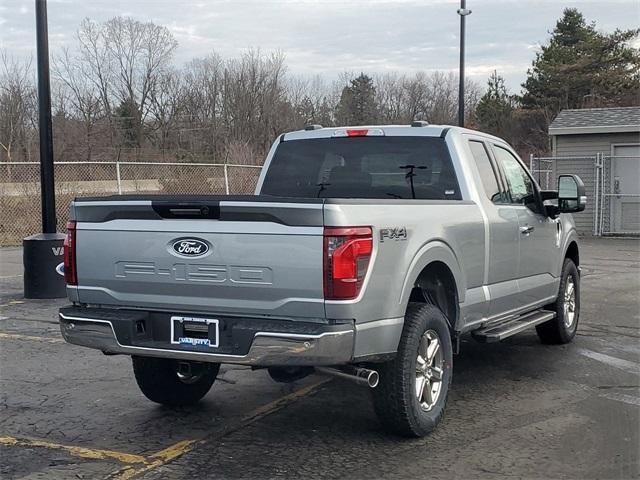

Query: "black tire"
(372, 303), (453, 437)
(536, 258), (580, 344)
(132, 356), (219, 406)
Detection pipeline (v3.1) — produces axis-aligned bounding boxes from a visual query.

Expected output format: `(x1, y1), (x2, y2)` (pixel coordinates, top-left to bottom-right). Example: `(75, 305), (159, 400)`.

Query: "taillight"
(64, 220), (77, 285)
(332, 128), (384, 138)
(346, 129), (369, 137)
(323, 227), (373, 300)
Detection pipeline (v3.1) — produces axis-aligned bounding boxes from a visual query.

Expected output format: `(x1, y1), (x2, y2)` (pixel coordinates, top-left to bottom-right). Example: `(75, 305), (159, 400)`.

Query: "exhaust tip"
(315, 366), (379, 388)
(367, 371), (379, 388)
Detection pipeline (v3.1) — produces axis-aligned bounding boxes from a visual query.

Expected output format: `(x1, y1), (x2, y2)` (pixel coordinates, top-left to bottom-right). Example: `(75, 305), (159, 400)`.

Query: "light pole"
(24, 0), (66, 299)
(35, 0), (56, 232)
(457, 1), (472, 127)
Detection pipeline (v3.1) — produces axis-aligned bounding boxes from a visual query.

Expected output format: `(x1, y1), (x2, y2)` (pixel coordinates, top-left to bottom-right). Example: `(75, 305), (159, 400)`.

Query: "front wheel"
(372, 303), (453, 437)
(536, 258), (580, 344)
(132, 356), (219, 406)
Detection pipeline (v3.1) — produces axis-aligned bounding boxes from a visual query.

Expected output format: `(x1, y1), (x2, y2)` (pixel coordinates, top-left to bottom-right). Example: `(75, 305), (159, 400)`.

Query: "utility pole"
(24, 0), (66, 299)
(457, 0), (472, 127)
(35, 0), (56, 232)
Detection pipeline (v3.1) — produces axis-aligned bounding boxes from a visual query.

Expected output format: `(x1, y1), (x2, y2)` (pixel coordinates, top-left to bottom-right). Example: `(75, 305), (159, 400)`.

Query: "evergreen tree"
(114, 99), (139, 147)
(336, 73), (378, 125)
(476, 71), (515, 138)
(521, 8), (640, 116)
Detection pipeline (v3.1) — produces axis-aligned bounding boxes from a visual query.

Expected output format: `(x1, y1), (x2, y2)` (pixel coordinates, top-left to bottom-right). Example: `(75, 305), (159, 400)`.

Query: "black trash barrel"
(23, 233), (67, 299)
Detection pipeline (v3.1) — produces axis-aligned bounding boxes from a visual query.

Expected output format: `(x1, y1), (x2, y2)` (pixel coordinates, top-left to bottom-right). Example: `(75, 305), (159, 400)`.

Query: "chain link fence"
(5, 155), (636, 245)
(528, 156), (555, 190)
(530, 154), (640, 236)
(596, 155), (640, 236)
(0, 161), (262, 245)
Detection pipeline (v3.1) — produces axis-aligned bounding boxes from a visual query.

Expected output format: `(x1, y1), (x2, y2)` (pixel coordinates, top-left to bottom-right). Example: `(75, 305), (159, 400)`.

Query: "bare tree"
(76, 17), (178, 148)
(222, 49), (288, 156)
(181, 54), (225, 156)
(362, 71), (480, 126)
(148, 69), (184, 153)
(2, 15), (486, 173)
(105, 16), (178, 147)
(77, 18), (114, 128)
(53, 47), (104, 160)
(0, 51), (36, 171)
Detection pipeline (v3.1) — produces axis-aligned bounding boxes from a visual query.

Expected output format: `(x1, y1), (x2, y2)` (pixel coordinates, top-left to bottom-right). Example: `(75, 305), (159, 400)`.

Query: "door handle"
(519, 225), (535, 235)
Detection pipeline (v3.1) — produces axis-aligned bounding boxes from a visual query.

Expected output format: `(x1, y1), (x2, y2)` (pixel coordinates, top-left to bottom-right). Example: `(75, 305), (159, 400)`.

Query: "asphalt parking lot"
(1, 237), (639, 480)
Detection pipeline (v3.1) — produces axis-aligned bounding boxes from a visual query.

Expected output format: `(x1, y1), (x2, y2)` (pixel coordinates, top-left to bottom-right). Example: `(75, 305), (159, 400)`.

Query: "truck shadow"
(154, 335), (589, 479)
(135, 333), (588, 479)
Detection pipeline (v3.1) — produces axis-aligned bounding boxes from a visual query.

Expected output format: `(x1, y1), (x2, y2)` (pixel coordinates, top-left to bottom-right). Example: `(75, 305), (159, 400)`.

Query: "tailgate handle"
(170, 208), (204, 216)
(152, 201), (221, 219)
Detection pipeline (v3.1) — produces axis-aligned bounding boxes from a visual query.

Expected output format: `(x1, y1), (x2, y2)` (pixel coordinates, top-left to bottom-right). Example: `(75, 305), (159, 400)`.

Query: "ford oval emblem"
(171, 238), (210, 257)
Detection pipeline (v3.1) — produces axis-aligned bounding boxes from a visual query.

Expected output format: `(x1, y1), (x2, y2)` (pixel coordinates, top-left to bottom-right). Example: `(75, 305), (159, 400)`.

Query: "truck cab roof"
(282, 124), (506, 145)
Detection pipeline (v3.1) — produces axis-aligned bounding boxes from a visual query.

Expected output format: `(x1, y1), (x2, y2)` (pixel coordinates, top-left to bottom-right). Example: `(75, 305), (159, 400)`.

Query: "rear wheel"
(536, 258), (580, 344)
(132, 356), (219, 406)
(372, 303), (453, 437)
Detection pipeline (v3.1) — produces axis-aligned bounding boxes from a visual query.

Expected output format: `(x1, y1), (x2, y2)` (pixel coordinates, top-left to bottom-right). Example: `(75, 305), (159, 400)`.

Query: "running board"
(471, 310), (556, 343)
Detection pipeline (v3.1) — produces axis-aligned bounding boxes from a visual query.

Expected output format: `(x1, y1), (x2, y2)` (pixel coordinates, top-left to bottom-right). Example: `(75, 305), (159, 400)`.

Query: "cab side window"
(492, 145), (538, 210)
(468, 140), (506, 204)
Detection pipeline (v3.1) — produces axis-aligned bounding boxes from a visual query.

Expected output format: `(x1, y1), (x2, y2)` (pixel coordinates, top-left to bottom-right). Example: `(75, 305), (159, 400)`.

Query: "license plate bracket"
(170, 316), (219, 348)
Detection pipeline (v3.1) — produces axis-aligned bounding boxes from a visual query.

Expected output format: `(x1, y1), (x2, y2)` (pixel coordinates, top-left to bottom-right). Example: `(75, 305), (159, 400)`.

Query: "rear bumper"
(58, 306), (354, 366)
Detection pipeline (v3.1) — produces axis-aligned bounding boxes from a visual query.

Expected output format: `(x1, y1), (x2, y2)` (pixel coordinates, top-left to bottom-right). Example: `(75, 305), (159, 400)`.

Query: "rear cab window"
(260, 136), (461, 200)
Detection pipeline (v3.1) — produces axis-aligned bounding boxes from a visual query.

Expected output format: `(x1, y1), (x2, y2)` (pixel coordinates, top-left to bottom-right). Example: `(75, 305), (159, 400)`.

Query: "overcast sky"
(1, 0), (638, 91)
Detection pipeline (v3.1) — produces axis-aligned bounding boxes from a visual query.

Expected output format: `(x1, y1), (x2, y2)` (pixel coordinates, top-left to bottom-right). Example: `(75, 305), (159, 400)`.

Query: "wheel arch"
(400, 241), (464, 332)
(564, 240), (579, 267)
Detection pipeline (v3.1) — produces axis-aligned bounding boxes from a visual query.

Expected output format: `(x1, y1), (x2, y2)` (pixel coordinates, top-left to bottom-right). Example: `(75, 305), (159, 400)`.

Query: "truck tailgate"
(71, 196), (325, 319)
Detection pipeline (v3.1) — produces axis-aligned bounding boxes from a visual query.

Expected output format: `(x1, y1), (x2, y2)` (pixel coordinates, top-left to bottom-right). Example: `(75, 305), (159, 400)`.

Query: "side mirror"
(558, 175), (586, 213)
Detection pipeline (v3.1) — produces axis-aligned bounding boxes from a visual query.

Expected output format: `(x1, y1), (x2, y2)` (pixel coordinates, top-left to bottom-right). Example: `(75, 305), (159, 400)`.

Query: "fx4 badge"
(380, 227), (408, 242)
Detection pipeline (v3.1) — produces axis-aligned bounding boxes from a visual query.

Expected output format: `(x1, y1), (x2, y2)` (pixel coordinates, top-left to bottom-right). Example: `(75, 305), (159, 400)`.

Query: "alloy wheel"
(563, 277), (576, 328)
(415, 330), (445, 412)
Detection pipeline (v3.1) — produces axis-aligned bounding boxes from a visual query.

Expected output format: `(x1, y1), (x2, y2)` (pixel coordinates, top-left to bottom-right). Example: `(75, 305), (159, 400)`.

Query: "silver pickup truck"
(59, 123), (586, 437)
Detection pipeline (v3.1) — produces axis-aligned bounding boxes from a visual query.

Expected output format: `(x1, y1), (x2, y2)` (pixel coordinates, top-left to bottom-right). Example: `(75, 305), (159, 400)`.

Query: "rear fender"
(399, 240), (465, 314)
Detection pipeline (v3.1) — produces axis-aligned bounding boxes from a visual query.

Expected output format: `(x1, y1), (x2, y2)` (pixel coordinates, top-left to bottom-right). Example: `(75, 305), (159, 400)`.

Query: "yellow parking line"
(110, 440), (199, 480)
(150, 439), (199, 462)
(0, 435), (146, 464)
(0, 332), (64, 344)
(108, 377), (332, 480)
(239, 377), (332, 423)
(0, 300), (25, 307)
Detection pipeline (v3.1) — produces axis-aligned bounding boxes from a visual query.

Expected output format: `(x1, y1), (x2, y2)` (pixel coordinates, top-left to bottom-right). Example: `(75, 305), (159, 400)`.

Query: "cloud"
(0, 0), (638, 92)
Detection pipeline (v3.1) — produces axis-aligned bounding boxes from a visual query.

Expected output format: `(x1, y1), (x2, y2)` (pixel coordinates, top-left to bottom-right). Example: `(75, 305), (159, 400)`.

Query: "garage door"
(611, 145), (640, 234)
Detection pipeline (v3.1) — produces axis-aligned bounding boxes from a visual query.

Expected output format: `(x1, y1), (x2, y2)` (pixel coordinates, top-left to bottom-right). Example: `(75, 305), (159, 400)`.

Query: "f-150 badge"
(380, 227), (407, 242)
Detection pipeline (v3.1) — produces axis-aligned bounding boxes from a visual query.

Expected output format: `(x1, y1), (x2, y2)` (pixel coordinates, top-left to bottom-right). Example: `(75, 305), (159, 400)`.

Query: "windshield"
(260, 136), (461, 200)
